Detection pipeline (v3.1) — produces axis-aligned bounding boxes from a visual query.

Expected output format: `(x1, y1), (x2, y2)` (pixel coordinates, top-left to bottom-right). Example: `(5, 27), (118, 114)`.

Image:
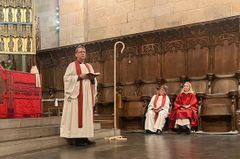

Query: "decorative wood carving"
(141, 43), (160, 55)
(87, 51), (100, 63)
(187, 37), (210, 49)
(163, 40), (184, 53)
(37, 16), (240, 131)
(214, 33), (239, 46)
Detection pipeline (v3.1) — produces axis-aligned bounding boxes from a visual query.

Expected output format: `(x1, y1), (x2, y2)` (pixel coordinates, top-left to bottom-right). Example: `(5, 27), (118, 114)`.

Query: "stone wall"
(59, 0), (86, 46)
(86, 0), (240, 42)
(36, 0), (240, 48)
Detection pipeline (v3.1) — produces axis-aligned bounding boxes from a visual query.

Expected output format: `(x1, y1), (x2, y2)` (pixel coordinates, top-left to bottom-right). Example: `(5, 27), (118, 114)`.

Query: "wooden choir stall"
(37, 16), (240, 133)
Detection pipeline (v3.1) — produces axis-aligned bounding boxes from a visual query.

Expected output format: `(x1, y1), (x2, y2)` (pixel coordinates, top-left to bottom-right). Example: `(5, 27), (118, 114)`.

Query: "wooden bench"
(118, 96), (150, 130)
(199, 90), (238, 132)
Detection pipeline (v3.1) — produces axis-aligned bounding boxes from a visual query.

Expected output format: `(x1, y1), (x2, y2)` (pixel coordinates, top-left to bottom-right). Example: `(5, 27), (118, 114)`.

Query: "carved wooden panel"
(201, 116), (231, 132)
(120, 57), (139, 82)
(140, 54), (160, 81)
(55, 57), (67, 90)
(201, 96), (233, 132)
(187, 46), (209, 76)
(121, 101), (144, 117)
(99, 87), (113, 103)
(191, 80), (208, 93)
(162, 40), (185, 78)
(214, 34), (239, 74)
(163, 50), (185, 78)
(212, 78), (238, 94)
(41, 67), (54, 89)
(54, 66), (66, 90)
(103, 61), (113, 83)
(122, 85), (137, 97)
(140, 83), (157, 97)
(202, 104), (230, 116)
(103, 50), (113, 83)
(165, 81), (181, 94)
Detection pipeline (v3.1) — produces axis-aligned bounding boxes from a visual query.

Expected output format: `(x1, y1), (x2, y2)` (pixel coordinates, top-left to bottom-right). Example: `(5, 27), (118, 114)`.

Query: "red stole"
(153, 95), (166, 122)
(75, 61), (94, 128)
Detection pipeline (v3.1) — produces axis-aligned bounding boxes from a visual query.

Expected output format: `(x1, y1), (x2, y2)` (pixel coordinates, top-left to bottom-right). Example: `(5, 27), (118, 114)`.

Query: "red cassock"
(169, 93), (198, 128)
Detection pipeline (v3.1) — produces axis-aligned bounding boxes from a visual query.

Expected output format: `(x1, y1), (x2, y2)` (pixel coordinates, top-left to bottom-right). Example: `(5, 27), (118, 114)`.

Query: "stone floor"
(2, 132), (240, 159)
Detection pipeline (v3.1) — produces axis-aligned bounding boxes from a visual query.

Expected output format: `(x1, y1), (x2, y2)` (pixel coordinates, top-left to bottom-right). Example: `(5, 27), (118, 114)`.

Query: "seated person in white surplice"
(144, 85), (170, 135)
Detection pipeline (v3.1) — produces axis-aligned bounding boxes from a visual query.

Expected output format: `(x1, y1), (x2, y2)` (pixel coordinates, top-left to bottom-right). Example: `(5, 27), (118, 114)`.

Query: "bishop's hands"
(86, 73), (96, 80)
(78, 73), (95, 81)
(78, 74), (86, 81)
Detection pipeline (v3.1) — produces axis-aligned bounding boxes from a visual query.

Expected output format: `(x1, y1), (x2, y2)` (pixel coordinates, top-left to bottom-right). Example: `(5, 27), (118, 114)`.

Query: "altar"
(0, 0), (40, 118)
(0, 67), (41, 118)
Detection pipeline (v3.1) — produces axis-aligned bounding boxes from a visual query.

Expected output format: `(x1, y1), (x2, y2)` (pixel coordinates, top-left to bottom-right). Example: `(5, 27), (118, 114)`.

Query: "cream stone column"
(35, 0), (59, 49)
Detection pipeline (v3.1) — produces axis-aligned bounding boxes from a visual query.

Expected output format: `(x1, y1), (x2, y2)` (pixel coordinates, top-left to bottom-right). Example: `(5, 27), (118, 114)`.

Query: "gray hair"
(160, 85), (168, 93)
(75, 45), (86, 53)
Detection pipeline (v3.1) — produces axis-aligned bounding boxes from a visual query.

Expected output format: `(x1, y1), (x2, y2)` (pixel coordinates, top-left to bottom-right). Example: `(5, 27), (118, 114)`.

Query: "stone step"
(101, 123), (114, 129)
(0, 117), (101, 129)
(0, 123), (101, 142)
(94, 113), (114, 129)
(0, 117), (61, 129)
(0, 125), (59, 143)
(0, 128), (120, 157)
(94, 113), (113, 120)
(94, 119), (114, 129)
(0, 136), (66, 157)
(94, 122), (101, 130)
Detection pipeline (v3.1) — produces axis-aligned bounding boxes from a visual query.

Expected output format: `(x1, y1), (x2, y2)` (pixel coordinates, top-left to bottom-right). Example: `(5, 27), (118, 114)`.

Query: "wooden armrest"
(119, 115), (144, 118)
(201, 112), (231, 116)
(96, 102), (113, 106)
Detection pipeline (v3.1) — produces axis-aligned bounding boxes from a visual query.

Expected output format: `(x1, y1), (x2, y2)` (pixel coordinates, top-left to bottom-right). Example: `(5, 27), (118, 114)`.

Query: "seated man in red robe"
(169, 82), (198, 134)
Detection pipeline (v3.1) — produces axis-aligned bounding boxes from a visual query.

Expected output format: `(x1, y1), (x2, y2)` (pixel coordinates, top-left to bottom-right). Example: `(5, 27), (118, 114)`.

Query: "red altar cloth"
(0, 68), (42, 118)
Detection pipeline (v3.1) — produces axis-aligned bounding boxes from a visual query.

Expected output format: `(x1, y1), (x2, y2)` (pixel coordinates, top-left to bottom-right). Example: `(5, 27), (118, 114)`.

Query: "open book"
(86, 72), (100, 77)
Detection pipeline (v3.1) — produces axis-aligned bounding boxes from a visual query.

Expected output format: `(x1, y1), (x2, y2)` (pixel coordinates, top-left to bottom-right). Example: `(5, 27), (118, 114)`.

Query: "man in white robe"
(145, 85), (170, 135)
(60, 45), (97, 146)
